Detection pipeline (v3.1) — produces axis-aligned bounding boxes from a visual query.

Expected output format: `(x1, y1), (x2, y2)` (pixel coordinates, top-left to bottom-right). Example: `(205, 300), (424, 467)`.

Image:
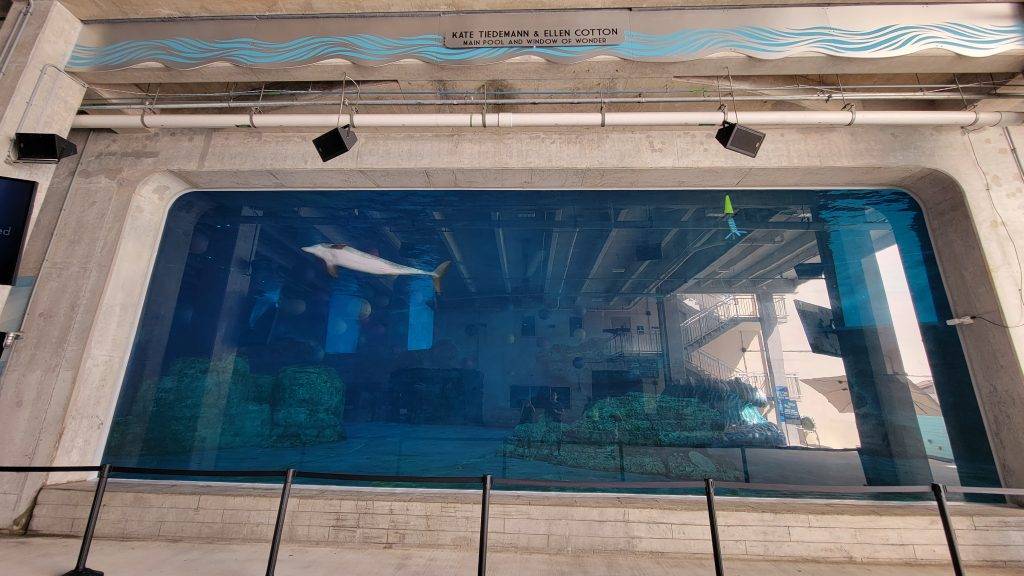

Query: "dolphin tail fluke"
(432, 261), (451, 293)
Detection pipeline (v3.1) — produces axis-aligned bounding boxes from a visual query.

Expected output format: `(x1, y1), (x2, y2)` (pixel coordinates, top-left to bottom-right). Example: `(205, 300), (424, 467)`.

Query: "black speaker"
(312, 125), (358, 162)
(14, 133), (77, 163)
(715, 122), (765, 158)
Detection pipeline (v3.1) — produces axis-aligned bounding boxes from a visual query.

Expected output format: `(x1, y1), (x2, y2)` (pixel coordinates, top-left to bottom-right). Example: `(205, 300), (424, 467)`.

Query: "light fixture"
(312, 125), (358, 162)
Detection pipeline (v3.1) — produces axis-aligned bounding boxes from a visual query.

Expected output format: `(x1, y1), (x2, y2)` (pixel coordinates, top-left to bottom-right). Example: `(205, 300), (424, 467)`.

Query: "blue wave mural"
(68, 22), (1024, 70)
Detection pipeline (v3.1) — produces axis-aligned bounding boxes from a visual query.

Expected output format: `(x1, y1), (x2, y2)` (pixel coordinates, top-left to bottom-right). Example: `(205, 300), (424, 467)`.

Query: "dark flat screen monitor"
(0, 177), (35, 285)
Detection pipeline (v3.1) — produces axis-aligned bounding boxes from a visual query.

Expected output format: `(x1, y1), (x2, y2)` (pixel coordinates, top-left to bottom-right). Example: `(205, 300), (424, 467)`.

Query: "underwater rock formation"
(219, 370), (274, 450)
(505, 376), (785, 480)
(106, 356), (272, 457)
(106, 357), (349, 458)
(270, 364), (346, 447)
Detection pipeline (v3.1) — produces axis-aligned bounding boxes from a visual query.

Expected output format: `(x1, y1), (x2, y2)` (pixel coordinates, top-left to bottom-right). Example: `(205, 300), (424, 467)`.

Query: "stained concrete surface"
(54, 1), (985, 21)
(0, 536), (1020, 576)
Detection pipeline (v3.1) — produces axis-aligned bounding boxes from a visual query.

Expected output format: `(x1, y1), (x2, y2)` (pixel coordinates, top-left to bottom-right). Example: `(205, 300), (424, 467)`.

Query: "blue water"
(103, 189), (1000, 495)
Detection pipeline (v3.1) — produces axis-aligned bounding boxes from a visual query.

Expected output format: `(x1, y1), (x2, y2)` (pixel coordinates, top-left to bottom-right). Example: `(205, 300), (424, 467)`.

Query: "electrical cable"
(961, 129), (1024, 328)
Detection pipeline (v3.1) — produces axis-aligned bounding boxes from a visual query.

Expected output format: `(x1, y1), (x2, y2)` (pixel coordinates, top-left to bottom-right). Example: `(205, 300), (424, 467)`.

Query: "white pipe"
(71, 111), (1024, 131)
(606, 112), (725, 126)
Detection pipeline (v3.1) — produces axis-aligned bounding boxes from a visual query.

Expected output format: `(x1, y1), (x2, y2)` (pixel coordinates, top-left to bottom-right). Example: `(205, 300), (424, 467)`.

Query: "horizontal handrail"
(497, 478), (705, 490)
(946, 485), (1024, 496)
(295, 470), (482, 484)
(0, 465), (102, 473)
(3, 464), (1022, 496)
(109, 466), (287, 478)
(714, 481), (933, 494)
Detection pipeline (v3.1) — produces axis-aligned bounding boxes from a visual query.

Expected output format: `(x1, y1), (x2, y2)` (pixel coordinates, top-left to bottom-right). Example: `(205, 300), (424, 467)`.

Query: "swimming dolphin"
(248, 284), (282, 328)
(248, 263), (283, 328)
(301, 243), (451, 293)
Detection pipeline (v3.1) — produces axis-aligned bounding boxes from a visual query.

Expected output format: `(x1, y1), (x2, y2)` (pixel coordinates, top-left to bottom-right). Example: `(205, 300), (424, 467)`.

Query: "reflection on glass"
(104, 189), (1000, 493)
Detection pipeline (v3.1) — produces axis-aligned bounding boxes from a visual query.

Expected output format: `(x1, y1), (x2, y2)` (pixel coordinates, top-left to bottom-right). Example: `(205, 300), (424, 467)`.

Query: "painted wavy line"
(68, 22), (1024, 70)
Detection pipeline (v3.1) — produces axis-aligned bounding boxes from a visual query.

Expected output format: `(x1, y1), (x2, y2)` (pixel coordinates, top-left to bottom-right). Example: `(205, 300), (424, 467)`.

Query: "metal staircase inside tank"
(681, 294), (789, 350)
(684, 348), (745, 382)
(679, 293), (787, 384)
(681, 294), (762, 351)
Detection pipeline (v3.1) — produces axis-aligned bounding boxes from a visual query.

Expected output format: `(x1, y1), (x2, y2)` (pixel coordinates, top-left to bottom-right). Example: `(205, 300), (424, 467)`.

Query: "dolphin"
(248, 284), (282, 328)
(301, 243), (451, 293)
(248, 264), (283, 328)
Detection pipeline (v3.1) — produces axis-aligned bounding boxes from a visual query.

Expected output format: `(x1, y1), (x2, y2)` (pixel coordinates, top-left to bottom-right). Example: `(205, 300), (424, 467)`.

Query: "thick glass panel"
(103, 189), (1000, 492)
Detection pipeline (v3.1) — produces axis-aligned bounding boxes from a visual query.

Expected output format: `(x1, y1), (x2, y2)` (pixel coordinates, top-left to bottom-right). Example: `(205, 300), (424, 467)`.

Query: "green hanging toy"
(724, 194), (746, 239)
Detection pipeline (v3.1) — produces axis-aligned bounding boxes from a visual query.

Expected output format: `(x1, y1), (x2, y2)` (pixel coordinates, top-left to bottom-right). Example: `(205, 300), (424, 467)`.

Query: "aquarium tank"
(103, 189), (999, 493)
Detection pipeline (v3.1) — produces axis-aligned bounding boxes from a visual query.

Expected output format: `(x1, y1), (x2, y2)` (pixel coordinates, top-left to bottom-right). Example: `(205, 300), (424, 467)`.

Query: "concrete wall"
(28, 479), (1024, 567)
(3, 123), (1024, 533)
(0, 0), (86, 531)
(0, 0), (84, 327)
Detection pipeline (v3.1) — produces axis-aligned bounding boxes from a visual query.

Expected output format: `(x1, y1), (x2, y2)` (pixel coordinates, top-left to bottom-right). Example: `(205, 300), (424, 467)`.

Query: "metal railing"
(604, 331), (663, 357)
(684, 349), (740, 382)
(3, 464), (1024, 576)
(680, 294), (787, 351)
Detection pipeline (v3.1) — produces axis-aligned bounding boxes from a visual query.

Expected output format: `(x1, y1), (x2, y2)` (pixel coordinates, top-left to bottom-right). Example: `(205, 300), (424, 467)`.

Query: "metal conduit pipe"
(76, 92), (1020, 111)
(71, 110), (1024, 130)
(0, 0), (33, 78)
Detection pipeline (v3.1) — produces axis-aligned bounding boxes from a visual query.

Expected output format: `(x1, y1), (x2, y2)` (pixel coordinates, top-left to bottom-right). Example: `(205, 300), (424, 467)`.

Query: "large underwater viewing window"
(104, 189), (1000, 493)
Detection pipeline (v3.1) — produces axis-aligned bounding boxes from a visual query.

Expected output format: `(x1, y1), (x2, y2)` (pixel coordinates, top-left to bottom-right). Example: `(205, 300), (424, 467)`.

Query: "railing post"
(932, 483), (965, 576)
(704, 478), (725, 576)
(265, 469), (295, 576)
(477, 474), (492, 576)
(62, 464), (110, 576)
(617, 441), (626, 481)
(502, 444), (508, 479)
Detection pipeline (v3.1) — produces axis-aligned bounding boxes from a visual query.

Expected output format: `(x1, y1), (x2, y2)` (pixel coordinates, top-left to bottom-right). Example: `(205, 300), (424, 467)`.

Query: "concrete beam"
(70, 51), (1024, 86)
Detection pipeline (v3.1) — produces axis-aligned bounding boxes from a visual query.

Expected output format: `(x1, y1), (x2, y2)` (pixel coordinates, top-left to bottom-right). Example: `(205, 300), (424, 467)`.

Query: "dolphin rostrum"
(301, 243), (451, 293)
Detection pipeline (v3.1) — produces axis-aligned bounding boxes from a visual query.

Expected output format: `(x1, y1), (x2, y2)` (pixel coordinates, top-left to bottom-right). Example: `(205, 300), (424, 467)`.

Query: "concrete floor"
(0, 536), (1020, 576)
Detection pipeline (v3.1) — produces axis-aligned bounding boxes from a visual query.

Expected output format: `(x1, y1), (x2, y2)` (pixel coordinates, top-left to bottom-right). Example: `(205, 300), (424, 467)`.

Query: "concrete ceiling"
(50, 0), (1011, 21)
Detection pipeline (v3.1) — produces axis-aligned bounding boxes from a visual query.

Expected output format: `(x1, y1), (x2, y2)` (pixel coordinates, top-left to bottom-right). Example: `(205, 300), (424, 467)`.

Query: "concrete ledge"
(27, 480), (1024, 567)
(7, 535), (1024, 576)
